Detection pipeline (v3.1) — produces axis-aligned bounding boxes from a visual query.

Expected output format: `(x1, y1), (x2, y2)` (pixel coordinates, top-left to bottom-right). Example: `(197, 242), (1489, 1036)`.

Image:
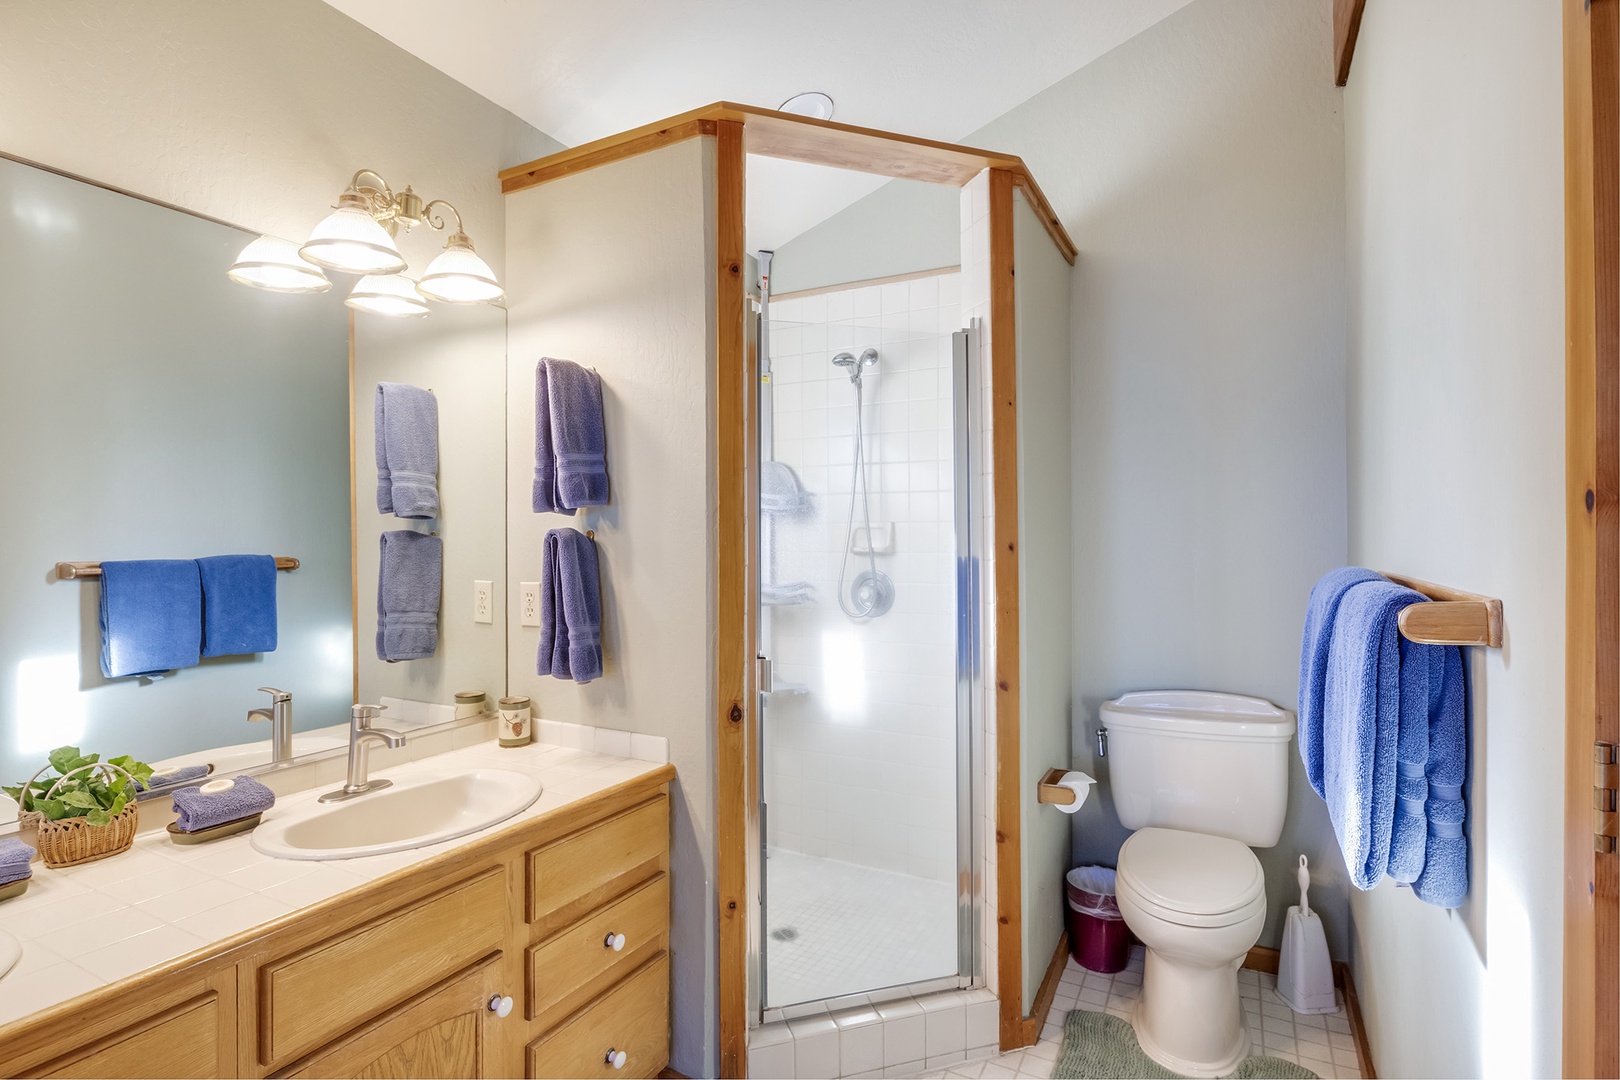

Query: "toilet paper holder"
(1037, 767), (1084, 806)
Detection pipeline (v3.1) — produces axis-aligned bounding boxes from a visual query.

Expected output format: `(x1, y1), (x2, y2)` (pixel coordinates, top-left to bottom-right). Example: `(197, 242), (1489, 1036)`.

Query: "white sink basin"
(251, 769), (543, 861)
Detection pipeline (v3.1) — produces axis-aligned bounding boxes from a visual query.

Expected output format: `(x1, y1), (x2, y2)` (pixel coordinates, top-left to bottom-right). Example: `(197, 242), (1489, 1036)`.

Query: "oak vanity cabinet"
(0, 768), (674, 1080)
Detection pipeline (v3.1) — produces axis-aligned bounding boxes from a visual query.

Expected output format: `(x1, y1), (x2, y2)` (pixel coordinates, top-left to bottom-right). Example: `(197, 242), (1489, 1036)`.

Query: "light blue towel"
(197, 555), (278, 657)
(1299, 567), (1385, 799)
(0, 836), (34, 887)
(98, 560), (203, 678)
(1324, 578), (1425, 890)
(539, 528), (602, 683)
(1413, 644), (1468, 908)
(375, 383), (440, 519)
(533, 358), (609, 515)
(170, 776), (275, 832)
(1388, 633), (1436, 883)
(377, 531), (442, 662)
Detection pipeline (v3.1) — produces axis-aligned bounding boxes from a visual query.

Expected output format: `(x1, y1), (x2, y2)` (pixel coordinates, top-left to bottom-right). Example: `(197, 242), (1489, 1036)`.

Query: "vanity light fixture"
(226, 168), (504, 316)
(224, 236), (332, 294)
(345, 274), (430, 318)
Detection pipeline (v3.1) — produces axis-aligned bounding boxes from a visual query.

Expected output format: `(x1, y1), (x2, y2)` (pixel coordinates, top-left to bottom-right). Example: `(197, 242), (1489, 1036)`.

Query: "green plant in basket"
(3, 746), (155, 826)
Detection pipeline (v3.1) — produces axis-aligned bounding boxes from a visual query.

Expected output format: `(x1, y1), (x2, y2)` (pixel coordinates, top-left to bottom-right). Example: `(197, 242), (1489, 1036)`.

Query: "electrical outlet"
(473, 580), (493, 624)
(520, 582), (541, 627)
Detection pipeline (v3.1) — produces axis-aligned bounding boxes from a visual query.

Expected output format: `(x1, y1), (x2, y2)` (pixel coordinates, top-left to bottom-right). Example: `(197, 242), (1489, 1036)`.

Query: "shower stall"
(755, 254), (975, 1011)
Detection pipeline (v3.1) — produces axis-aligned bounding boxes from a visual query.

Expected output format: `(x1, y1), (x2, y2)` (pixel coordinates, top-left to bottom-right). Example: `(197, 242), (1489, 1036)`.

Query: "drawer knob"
(604, 932), (627, 952)
(488, 994), (514, 1019)
(605, 1048), (628, 1070)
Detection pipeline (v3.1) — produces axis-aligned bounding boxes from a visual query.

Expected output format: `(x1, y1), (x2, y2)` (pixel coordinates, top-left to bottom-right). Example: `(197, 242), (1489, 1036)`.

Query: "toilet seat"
(1117, 827), (1265, 929)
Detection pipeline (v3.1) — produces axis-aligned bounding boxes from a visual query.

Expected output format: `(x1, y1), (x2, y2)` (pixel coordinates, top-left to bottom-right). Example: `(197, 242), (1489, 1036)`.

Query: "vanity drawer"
(528, 794), (667, 935)
(526, 952), (669, 1080)
(40, 992), (226, 1079)
(528, 872), (669, 1025)
(259, 868), (506, 1067)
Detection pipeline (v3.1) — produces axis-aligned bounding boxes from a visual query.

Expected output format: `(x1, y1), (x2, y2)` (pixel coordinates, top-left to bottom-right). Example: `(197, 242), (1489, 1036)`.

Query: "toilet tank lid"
(1100, 690), (1295, 741)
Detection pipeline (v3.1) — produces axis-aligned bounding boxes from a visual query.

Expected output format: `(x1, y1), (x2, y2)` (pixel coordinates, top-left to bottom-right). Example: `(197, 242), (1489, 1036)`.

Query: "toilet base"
(1130, 948), (1250, 1078)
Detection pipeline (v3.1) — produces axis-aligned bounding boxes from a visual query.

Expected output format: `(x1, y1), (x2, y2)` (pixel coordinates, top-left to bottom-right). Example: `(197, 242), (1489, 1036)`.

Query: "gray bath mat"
(1052, 1009), (1319, 1079)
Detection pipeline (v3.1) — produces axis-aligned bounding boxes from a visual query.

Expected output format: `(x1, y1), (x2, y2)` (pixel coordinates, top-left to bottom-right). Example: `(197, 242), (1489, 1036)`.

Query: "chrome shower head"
(831, 347), (879, 385)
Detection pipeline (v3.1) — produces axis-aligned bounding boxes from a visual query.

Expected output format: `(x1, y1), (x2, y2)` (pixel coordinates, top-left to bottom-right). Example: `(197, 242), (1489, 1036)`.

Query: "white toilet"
(1101, 690), (1296, 1077)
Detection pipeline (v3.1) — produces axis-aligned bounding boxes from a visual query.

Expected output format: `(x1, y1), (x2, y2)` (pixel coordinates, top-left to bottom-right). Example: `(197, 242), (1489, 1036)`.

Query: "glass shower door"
(756, 268), (971, 1009)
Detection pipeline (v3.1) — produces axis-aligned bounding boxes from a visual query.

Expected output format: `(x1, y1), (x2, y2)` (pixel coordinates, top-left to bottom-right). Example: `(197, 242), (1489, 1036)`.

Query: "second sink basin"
(251, 769), (543, 861)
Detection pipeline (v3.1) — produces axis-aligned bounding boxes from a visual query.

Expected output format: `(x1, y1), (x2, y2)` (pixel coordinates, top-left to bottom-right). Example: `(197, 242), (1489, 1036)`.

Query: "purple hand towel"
(0, 837), (35, 886)
(538, 528), (602, 683)
(533, 358), (608, 514)
(375, 383), (439, 519)
(170, 776), (275, 832)
(377, 531), (442, 662)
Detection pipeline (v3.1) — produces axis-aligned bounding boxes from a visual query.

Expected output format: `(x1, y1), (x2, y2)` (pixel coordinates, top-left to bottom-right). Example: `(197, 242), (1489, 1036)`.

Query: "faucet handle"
(258, 687), (292, 703)
(352, 703), (387, 725)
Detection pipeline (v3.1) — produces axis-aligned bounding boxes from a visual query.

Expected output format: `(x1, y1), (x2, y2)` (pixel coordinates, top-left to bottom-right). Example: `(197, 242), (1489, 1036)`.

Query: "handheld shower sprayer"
(832, 347), (894, 618)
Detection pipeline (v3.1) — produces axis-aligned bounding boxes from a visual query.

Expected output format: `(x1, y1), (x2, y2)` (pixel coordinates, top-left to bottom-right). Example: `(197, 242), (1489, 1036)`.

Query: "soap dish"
(166, 813), (263, 845)
(0, 879), (29, 902)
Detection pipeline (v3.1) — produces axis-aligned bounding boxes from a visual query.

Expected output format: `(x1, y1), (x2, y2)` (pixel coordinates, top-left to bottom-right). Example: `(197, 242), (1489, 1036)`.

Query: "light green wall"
(769, 177), (960, 295)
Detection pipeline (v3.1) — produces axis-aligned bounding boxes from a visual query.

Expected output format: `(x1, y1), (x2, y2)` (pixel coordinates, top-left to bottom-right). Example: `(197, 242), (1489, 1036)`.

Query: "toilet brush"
(1276, 855), (1337, 1014)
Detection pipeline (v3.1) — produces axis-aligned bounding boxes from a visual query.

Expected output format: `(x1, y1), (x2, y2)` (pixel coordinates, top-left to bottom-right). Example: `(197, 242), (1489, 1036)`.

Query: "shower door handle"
(757, 654), (773, 694)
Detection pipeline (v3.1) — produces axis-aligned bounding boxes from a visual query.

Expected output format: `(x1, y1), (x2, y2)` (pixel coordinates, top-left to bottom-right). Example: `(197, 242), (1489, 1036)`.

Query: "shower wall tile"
(764, 270), (963, 883)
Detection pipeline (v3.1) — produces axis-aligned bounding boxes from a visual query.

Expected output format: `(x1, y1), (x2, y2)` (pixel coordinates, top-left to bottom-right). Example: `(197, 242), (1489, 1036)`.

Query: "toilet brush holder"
(1276, 855), (1337, 1014)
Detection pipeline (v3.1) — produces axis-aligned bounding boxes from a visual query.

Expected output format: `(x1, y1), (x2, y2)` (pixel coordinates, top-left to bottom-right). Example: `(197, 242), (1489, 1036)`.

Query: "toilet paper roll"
(1053, 771), (1096, 815)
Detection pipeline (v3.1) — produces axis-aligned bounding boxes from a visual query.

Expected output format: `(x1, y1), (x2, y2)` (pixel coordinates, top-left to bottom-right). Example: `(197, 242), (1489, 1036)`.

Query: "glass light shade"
(226, 235), (331, 293)
(346, 274), (430, 318)
(299, 204), (407, 275)
(416, 237), (504, 304)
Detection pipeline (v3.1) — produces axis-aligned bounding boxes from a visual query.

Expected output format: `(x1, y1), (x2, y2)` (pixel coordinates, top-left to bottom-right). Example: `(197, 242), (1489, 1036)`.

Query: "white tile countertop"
(0, 732), (670, 1030)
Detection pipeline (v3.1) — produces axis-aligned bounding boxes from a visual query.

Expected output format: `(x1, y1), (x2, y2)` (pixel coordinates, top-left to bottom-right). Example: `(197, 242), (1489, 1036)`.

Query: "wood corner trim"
(1333, 0), (1367, 87)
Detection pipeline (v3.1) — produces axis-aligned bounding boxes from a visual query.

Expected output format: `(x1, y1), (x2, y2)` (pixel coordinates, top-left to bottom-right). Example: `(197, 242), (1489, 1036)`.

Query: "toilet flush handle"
(1096, 727), (1108, 758)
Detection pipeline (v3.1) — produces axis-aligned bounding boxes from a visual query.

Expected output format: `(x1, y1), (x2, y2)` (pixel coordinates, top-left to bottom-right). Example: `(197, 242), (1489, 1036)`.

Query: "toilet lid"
(1117, 828), (1264, 924)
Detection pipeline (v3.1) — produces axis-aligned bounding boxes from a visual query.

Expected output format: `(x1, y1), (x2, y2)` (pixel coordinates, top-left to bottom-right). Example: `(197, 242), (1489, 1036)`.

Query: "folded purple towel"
(135, 764), (212, 799)
(533, 358), (609, 514)
(171, 776), (275, 832)
(0, 836), (35, 886)
(539, 528), (602, 683)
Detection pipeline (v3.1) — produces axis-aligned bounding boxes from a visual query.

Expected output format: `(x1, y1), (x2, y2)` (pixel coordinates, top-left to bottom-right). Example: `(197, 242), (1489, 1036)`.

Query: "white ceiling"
(323, 0), (1194, 248)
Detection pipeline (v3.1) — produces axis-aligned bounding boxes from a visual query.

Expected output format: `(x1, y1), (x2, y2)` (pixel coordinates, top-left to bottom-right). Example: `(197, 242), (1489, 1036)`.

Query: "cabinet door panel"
(40, 994), (223, 1079)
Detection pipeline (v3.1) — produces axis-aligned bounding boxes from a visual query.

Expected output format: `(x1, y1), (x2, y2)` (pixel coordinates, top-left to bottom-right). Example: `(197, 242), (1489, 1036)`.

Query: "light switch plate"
(520, 582), (541, 627)
(473, 580), (493, 624)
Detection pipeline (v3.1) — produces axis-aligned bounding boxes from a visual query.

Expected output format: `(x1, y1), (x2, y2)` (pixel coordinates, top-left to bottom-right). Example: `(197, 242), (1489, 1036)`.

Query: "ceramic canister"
(498, 696), (532, 747)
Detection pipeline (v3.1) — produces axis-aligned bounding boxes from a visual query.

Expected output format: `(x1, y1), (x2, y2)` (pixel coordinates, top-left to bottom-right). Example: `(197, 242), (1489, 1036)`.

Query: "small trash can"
(1066, 865), (1131, 973)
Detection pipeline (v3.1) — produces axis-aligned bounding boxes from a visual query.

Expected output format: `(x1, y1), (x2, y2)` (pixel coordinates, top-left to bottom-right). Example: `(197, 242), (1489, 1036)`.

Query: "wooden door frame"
(1565, 0), (1620, 1075)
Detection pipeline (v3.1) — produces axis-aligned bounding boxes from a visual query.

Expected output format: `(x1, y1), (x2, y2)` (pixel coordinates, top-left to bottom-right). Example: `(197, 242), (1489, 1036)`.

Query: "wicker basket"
(26, 762), (141, 868)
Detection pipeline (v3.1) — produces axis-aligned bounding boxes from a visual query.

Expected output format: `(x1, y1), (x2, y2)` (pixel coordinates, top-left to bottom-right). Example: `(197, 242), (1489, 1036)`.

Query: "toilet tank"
(1101, 690), (1295, 847)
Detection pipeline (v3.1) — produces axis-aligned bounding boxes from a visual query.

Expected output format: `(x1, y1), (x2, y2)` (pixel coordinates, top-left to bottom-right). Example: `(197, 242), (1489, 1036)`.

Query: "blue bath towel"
(196, 555), (277, 658)
(533, 358), (609, 514)
(0, 837), (34, 887)
(1413, 644), (1468, 908)
(539, 528), (602, 683)
(1323, 578), (1425, 890)
(170, 775), (275, 832)
(98, 560), (203, 678)
(1389, 632), (1437, 883)
(1300, 567), (1385, 799)
(377, 531), (442, 662)
(375, 383), (439, 519)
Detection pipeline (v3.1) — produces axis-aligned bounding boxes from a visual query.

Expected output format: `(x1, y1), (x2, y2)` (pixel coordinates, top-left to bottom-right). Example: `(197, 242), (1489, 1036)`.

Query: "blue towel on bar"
(375, 383), (439, 519)
(533, 358), (609, 514)
(377, 530), (441, 662)
(170, 776), (275, 832)
(539, 528), (602, 682)
(197, 555), (277, 658)
(98, 560), (203, 678)
(1299, 567), (1384, 799)
(0, 837), (34, 887)
(1413, 643), (1468, 907)
(1323, 578), (1425, 890)
(1389, 631), (1437, 883)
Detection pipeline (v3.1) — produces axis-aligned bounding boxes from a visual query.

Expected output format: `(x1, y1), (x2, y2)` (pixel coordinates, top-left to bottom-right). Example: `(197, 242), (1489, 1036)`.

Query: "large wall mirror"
(0, 155), (507, 821)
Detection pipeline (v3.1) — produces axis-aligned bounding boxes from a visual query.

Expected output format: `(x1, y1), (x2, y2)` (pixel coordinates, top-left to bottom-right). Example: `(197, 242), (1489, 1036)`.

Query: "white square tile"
(38, 905), (165, 958)
(883, 1011), (926, 1066)
(594, 727), (633, 758)
(221, 857), (319, 893)
(176, 892), (293, 941)
(841, 1019), (885, 1075)
(0, 961), (101, 1027)
(922, 1002), (965, 1056)
(629, 733), (669, 764)
(795, 1026), (840, 1079)
(133, 876), (252, 922)
(927, 1051), (967, 1071)
(74, 923), (208, 983)
(965, 999), (998, 1050)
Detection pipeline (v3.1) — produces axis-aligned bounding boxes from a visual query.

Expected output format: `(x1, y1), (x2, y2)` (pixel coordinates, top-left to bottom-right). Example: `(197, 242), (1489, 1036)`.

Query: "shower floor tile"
(765, 847), (958, 1008)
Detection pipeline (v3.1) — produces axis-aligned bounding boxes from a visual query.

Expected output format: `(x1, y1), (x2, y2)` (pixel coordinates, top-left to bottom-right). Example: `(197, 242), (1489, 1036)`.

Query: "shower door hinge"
(1595, 742), (1618, 853)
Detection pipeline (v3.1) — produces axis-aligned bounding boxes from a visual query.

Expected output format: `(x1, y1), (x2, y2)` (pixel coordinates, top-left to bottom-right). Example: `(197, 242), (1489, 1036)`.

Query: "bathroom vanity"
(0, 745), (673, 1079)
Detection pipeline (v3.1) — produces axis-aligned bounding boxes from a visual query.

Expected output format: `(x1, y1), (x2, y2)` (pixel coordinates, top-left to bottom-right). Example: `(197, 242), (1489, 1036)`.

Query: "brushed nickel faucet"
(247, 687), (294, 764)
(320, 703), (406, 803)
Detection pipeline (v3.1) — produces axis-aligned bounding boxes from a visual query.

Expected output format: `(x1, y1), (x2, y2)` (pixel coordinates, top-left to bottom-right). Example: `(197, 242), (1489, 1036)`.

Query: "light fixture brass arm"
(421, 198), (466, 237)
